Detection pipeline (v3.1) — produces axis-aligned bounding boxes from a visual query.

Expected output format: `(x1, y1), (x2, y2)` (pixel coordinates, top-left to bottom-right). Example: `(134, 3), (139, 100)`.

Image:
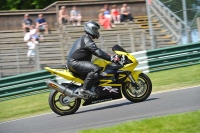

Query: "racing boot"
(75, 86), (96, 98)
(83, 89), (96, 97)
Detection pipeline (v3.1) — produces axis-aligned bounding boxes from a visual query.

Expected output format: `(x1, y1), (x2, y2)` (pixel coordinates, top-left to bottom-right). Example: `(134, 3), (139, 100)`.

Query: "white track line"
(0, 85), (199, 124)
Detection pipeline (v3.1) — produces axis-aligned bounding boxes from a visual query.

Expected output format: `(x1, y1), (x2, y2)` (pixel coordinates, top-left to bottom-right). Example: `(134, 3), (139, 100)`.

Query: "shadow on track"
(75, 97), (159, 114)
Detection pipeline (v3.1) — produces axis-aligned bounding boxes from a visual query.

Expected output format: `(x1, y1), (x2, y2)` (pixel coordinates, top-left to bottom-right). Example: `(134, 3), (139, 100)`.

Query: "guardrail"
(0, 70), (55, 101)
(134, 42), (200, 73)
(0, 42), (200, 102)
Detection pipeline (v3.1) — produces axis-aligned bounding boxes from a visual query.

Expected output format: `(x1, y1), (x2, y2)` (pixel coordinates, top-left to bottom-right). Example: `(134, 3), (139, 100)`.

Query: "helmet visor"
(92, 27), (99, 38)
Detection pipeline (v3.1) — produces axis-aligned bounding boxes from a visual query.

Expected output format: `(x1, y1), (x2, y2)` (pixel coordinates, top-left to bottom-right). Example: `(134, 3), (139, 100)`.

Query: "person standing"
(27, 37), (39, 65)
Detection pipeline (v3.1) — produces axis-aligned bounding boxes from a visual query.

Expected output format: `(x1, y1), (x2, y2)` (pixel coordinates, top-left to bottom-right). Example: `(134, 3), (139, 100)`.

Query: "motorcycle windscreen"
(112, 45), (127, 52)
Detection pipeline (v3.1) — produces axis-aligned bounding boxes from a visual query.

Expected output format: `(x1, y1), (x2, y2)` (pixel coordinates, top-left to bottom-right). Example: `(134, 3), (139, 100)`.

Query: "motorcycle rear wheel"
(48, 89), (81, 116)
(122, 73), (152, 102)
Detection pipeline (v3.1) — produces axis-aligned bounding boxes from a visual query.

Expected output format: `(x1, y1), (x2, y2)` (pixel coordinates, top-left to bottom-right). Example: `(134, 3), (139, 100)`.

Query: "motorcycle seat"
(106, 63), (123, 70)
(68, 70), (85, 80)
(50, 65), (85, 80)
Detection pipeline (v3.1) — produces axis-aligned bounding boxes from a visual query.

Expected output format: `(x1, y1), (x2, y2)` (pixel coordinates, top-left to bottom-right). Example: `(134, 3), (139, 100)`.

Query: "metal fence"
(0, 47), (40, 78)
(146, 0), (200, 47)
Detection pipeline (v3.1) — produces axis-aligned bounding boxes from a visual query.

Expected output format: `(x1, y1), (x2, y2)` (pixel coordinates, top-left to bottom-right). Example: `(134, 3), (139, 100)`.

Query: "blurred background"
(0, 0), (200, 77)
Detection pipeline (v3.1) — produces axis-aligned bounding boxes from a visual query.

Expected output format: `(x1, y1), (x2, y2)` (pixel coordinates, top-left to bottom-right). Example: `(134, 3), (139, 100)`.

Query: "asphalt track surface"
(0, 86), (200, 133)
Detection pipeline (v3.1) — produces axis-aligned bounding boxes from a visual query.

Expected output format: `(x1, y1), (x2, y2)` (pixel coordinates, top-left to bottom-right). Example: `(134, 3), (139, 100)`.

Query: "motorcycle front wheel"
(48, 89), (81, 116)
(122, 73), (152, 102)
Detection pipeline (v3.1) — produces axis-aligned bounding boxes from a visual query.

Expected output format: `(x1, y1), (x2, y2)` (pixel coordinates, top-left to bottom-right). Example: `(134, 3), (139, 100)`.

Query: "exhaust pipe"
(45, 79), (73, 97)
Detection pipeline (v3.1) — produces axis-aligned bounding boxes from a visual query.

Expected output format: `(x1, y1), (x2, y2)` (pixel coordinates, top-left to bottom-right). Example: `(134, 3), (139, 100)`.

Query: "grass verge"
(148, 64), (200, 92)
(0, 64), (200, 122)
(0, 93), (51, 122)
(78, 110), (200, 133)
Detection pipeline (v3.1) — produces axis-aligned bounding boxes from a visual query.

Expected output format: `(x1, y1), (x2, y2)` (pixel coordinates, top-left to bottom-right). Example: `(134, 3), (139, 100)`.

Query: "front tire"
(122, 73), (152, 102)
(48, 89), (81, 116)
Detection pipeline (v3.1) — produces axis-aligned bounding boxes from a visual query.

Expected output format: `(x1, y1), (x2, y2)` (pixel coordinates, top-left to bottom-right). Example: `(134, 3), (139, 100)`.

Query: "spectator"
(70, 6), (82, 26)
(36, 14), (49, 34)
(102, 4), (116, 27)
(29, 25), (40, 41)
(98, 9), (111, 30)
(22, 14), (33, 33)
(103, 4), (112, 20)
(58, 6), (69, 25)
(111, 4), (120, 24)
(27, 37), (39, 65)
(120, 4), (133, 22)
(23, 25), (42, 42)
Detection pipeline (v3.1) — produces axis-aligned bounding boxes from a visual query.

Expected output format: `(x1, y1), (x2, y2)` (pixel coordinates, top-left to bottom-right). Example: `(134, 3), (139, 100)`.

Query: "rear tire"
(48, 89), (81, 116)
(122, 73), (152, 102)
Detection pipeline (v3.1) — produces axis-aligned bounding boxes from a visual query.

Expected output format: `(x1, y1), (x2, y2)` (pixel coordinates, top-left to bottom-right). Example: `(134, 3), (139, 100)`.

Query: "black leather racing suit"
(67, 34), (111, 90)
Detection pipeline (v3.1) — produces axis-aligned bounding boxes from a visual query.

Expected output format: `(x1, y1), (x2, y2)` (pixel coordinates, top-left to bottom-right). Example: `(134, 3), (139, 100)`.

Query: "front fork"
(128, 74), (140, 90)
(127, 70), (142, 90)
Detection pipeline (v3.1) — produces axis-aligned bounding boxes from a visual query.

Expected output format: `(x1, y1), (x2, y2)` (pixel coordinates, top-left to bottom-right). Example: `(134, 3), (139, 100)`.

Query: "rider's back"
(67, 34), (95, 62)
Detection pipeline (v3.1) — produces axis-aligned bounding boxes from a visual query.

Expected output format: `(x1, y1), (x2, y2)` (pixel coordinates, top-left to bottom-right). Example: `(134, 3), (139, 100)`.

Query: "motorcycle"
(45, 45), (152, 116)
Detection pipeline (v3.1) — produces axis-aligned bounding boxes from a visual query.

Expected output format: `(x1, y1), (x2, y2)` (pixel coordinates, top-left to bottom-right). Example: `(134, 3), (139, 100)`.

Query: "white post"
(60, 25), (66, 65)
(35, 46), (40, 71)
(16, 49), (20, 74)
(129, 28), (135, 52)
(197, 17), (200, 42)
(141, 32), (146, 50)
(145, 0), (155, 49)
(182, 0), (190, 43)
(117, 34), (122, 47)
(177, 22), (182, 44)
(0, 66), (2, 78)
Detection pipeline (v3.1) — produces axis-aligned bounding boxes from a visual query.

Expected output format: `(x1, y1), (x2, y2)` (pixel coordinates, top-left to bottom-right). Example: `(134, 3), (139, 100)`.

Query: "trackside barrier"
(0, 42), (200, 101)
(0, 70), (55, 102)
(133, 42), (200, 73)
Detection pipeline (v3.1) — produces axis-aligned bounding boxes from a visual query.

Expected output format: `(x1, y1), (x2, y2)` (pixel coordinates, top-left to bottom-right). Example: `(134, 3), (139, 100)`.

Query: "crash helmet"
(84, 21), (100, 39)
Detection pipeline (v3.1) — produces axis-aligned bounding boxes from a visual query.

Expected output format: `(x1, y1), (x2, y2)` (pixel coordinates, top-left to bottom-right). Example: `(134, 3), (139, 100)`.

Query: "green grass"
(78, 110), (200, 133)
(0, 64), (200, 122)
(148, 64), (200, 92)
(0, 93), (51, 122)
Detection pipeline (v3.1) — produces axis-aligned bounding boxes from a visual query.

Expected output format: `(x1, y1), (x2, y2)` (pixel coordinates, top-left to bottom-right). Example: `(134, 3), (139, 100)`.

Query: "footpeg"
(84, 90), (96, 97)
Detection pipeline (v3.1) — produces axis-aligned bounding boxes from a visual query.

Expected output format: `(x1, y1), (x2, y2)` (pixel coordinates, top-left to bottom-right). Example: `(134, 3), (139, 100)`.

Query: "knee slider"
(87, 71), (100, 79)
(93, 67), (101, 79)
(93, 67), (101, 74)
(93, 72), (99, 79)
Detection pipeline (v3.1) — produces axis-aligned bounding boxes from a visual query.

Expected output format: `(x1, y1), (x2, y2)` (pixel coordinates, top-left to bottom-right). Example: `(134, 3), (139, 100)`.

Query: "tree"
(0, 0), (68, 10)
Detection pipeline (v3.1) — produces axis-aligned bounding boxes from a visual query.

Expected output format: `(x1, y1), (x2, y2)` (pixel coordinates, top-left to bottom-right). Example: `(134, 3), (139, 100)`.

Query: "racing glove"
(111, 55), (120, 63)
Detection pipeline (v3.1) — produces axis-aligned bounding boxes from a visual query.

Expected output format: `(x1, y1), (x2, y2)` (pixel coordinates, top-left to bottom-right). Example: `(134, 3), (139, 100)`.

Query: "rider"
(67, 21), (118, 97)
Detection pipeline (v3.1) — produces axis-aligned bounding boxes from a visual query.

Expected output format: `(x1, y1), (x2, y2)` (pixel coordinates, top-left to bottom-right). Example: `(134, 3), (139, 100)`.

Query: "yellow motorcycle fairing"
(114, 50), (138, 71)
(99, 73), (127, 87)
(93, 58), (111, 72)
(45, 49), (141, 85)
(45, 67), (126, 87)
(45, 67), (84, 83)
(130, 70), (142, 82)
(113, 50), (141, 83)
